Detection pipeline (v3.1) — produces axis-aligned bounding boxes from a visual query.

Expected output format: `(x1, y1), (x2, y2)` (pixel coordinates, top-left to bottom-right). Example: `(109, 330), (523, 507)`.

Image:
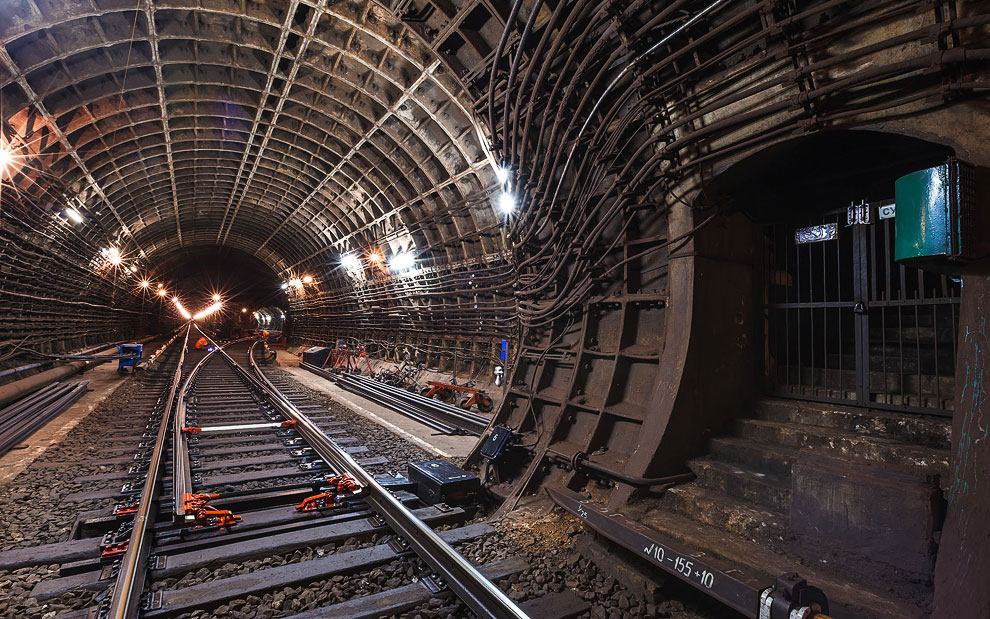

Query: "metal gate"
(763, 203), (960, 416)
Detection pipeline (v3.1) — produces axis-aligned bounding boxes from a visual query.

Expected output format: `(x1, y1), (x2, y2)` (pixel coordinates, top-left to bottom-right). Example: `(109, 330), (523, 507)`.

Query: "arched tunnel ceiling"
(0, 0), (502, 277)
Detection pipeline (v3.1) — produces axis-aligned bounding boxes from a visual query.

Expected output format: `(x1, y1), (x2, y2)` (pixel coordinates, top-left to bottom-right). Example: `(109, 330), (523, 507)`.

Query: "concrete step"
(660, 483), (788, 547)
(708, 436), (797, 477)
(754, 399), (951, 449)
(639, 510), (928, 619)
(688, 457), (790, 513)
(735, 418), (950, 481)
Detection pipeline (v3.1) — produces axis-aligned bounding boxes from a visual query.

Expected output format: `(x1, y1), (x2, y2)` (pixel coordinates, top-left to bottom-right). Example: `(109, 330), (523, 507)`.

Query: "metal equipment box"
(117, 344), (142, 373)
(480, 425), (513, 460)
(407, 460), (479, 505)
(894, 159), (988, 269)
(301, 346), (333, 367)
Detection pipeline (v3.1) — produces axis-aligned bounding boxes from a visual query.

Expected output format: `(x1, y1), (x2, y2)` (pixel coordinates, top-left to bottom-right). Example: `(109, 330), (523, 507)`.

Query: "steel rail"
(301, 363), (458, 435)
(172, 338), (249, 520)
(192, 335), (530, 619)
(247, 343), (530, 619)
(300, 362), (490, 436)
(106, 323), (191, 619)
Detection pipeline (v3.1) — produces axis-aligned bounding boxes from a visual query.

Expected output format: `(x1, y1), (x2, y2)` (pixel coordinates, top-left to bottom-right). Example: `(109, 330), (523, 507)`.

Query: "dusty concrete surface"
(279, 351), (479, 460)
(0, 361), (132, 486)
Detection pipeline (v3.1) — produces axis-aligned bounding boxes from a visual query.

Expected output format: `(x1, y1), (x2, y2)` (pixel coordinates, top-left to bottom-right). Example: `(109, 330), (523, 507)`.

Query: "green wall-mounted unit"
(894, 159), (987, 270)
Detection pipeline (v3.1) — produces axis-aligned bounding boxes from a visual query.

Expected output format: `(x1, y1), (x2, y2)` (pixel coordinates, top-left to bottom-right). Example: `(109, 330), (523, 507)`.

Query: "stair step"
(708, 436), (797, 477)
(639, 510), (927, 619)
(754, 399), (951, 449)
(688, 457), (790, 512)
(735, 418), (950, 480)
(661, 484), (787, 547)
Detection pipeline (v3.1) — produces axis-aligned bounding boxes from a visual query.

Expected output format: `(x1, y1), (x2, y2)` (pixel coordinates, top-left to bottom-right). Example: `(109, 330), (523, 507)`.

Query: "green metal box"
(894, 160), (986, 269)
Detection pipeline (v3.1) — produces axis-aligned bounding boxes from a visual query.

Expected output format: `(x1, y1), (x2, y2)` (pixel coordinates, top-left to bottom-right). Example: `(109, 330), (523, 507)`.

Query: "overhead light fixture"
(341, 254), (362, 272)
(289, 278), (303, 289)
(389, 252), (415, 273)
(241, 308), (248, 313)
(157, 288), (167, 297)
(129, 265), (137, 273)
(140, 280), (150, 288)
(368, 249), (384, 264)
(157, 282), (163, 288)
(495, 166), (509, 184)
(211, 293), (221, 302)
(497, 192), (516, 214)
(65, 207), (84, 224)
(280, 282), (288, 290)
(0, 142), (17, 179)
(302, 275), (313, 284)
(102, 247), (122, 265)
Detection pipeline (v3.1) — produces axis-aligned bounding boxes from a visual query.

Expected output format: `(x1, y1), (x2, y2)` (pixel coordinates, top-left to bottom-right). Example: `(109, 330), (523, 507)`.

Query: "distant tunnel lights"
(173, 298), (192, 320)
(193, 302), (222, 320)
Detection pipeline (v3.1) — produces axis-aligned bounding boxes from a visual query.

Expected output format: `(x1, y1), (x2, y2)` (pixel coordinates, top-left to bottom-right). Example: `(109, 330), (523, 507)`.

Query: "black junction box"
(480, 425), (513, 459)
(407, 460), (480, 505)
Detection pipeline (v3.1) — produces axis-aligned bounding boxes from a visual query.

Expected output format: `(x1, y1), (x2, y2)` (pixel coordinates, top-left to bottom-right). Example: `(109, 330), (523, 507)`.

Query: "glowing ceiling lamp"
(280, 282), (288, 290)
(289, 278), (303, 290)
(341, 254), (361, 273)
(211, 293), (221, 302)
(302, 275), (313, 284)
(241, 308), (248, 313)
(65, 207), (84, 224)
(140, 280), (150, 288)
(367, 248), (384, 264)
(389, 252), (415, 273)
(157, 288), (168, 297)
(102, 247), (123, 265)
(497, 192), (516, 214)
(129, 265), (137, 273)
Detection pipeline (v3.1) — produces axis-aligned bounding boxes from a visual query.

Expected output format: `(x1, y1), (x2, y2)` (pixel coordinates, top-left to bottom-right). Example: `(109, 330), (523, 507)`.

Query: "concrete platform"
(0, 361), (133, 486)
(279, 351), (478, 460)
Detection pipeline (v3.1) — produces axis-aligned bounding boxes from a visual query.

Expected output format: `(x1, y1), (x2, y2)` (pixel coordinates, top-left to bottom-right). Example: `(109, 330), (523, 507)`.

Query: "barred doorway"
(763, 203), (960, 416)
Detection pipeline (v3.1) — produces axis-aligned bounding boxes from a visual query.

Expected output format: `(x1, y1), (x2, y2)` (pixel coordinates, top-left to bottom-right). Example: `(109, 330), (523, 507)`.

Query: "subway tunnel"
(0, 1), (989, 618)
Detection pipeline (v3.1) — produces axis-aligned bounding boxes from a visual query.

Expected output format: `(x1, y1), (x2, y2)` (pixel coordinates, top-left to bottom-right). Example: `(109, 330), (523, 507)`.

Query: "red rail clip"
(296, 474), (360, 511)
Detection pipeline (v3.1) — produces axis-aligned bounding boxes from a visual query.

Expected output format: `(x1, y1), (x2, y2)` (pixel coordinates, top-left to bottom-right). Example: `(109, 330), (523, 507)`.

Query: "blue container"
(117, 343), (143, 373)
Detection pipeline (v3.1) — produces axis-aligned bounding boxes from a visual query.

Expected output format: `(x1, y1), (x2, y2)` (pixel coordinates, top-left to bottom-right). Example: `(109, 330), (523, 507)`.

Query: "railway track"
(301, 363), (492, 436)
(0, 327), (587, 619)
